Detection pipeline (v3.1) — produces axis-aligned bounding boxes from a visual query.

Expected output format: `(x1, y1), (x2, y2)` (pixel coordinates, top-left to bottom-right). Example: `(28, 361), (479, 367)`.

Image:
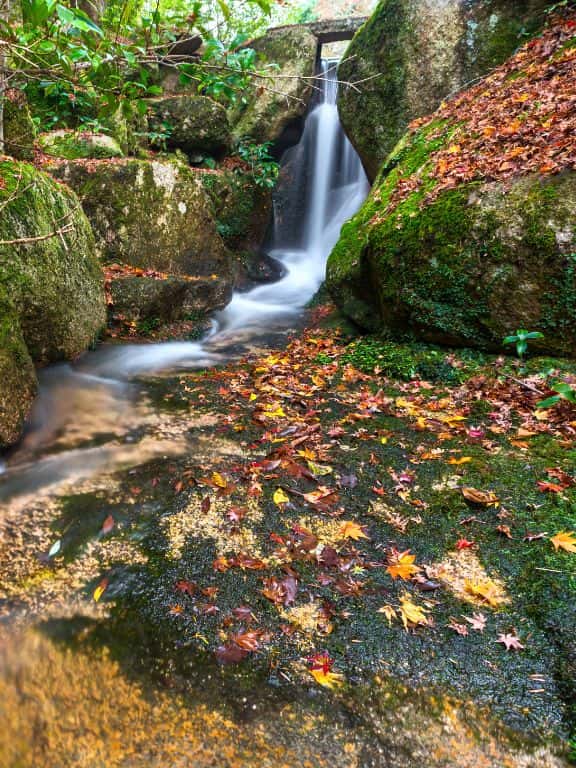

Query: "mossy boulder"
(338, 0), (552, 180)
(109, 274), (221, 326)
(327, 134), (576, 354)
(3, 89), (36, 161)
(0, 160), (106, 364)
(199, 169), (271, 252)
(38, 130), (124, 160)
(228, 26), (318, 146)
(147, 96), (232, 159)
(49, 158), (233, 311)
(0, 301), (37, 449)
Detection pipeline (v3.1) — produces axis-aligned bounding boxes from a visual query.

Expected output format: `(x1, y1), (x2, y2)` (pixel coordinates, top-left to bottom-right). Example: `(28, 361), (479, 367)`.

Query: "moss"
(38, 130), (124, 160)
(147, 96), (232, 159)
(3, 90), (36, 161)
(0, 160), (106, 363)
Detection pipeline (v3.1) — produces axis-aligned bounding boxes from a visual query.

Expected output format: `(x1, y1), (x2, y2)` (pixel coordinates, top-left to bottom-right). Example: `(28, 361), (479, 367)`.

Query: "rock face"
(228, 25), (318, 147)
(327, 13), (576, 356)
(49, 158), (234, 310)
(0, 160), (106, 446)
(38, 130), (124, 160)
(147, 96), (232, 159)
(0, 301), (37, 448)
(338, 0), (553, 180)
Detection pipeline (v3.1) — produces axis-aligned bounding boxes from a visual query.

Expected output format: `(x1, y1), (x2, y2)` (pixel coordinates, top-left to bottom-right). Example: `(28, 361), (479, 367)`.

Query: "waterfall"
(211, 58), (369, 335)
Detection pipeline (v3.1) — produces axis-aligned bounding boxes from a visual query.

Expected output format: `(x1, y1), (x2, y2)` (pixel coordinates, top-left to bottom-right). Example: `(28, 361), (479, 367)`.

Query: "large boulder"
(38, 130), (124, 160)
(228, 26), (318, 147)
(0, 160), (106, 363)
(327, 14), (576, 355)
(0, 301), (37, 449)
(147, 95), (232, 159)
(338, 0), (553, 180)
(49, 158), (233, 310)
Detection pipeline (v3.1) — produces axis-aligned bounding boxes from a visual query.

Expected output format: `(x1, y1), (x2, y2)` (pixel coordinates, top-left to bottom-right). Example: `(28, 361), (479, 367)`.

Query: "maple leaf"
(448, 617), (469, 636)
(462, 487), (500, 507)
(101, 515), (115, 535)
(211, 471), (228, 488)
(456, 538), (475, 550)
(464, 579), (504, 608)
(386, 549), (421, 580)
(496, 632), (525, 651)
(463, 612), (487, 632)
(377, 604), (397, 625)
(448, 456), (472, 465)
(273, 487), (290, 506)
(338, 521), (369, 541)
(216, 644), (248, 665)
(550, 531), (576, 553)
(262, 574), (298, 606)
(309, 668), (345, 689)
(399, 594), (429, 631)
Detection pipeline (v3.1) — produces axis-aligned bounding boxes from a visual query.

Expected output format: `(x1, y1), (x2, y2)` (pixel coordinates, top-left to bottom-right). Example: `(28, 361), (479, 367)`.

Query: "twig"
(501, 372), (545, 396)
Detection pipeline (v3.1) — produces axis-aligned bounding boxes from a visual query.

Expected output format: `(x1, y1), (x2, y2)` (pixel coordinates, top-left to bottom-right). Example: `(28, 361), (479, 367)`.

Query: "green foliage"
(502, 329), (544, 359)
(1, 0), (272, 134)
(537, 381), (576, 409)
(235, 139), (279, 188)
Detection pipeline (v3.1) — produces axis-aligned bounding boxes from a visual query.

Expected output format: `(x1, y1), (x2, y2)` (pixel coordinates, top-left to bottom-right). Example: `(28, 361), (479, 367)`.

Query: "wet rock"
(0, 159), (106, 365)
(48, 157), (233, 311)
(38, 130), (125, 160)
(228, 25), (318, 148)
(338, 0), (552, 180)
(147, 95), (232, 159)
(109, 275), (223, 325)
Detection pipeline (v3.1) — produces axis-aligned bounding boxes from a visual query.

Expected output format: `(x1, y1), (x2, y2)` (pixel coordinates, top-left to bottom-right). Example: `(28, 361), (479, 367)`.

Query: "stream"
(0, 59), (368, 509)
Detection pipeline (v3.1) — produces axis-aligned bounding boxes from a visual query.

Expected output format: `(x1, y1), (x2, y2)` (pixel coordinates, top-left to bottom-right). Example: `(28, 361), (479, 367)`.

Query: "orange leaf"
(550, 531), (576, 553)
(386, 550), (421, 580)
(338, 521), (369, 541)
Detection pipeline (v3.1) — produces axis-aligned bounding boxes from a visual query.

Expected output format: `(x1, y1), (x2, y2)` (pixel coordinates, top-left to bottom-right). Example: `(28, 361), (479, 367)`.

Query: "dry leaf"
(338, 520), (369, 541)
(399, 594), (429, 631)
(550, 531), (576, 553)
(386, 549), (421, 581)
(462, 487), (500, 507)
(464, 579), (504, 608)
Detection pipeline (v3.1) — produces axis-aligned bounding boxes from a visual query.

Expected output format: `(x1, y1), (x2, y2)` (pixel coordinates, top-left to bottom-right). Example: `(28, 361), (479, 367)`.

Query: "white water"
(0, 60), (368, 497)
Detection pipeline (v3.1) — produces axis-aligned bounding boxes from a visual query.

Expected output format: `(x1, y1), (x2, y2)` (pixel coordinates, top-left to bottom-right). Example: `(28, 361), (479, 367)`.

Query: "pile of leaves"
(388, 10), (576, 211)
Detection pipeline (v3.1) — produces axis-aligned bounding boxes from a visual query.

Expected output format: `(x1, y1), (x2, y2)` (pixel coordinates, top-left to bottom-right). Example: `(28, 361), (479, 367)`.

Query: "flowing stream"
(0, 59), (368, 504)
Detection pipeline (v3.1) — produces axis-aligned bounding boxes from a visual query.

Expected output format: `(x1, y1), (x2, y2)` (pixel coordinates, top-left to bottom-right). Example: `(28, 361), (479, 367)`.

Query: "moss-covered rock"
(0, 300), (37, 449)
(228, 26), (318, 146)
(109, 274), (221, 326)
(49, 158), (233, 310)
(338, 0), (552, 180)
(3, 89), (36, 161)
(0, 160), (106, 364)
(199, 169), (271, 252)
(38, 130), (124, 160)
(327, 135), (576, 354)
(147, 96), (232, 159)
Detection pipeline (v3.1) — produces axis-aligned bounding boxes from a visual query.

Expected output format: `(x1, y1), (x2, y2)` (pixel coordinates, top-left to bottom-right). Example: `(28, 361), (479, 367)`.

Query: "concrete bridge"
(267, 17), (368, 44)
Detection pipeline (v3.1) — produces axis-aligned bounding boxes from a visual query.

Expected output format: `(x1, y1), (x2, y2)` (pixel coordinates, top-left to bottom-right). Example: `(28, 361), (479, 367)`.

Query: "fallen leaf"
(377, 604), (397, 625)
(456, 538), (475, 550)
(462, 487), (500, 507)
(399, 594), (429, 631)
(386, 549), (421, 580)
(448, 457), (472, 465)
(463, 612), (487, 632)
(338, 521), (369, 541)
(448, 617), (469, 636)
(464, 579), (504, 608)
(309, 668), (345, 689)
(93, 577), (109, 602)
(496, 632), (525, 651)
(101, 515), (115, 535)
(550, 531), (576, 553)
(273, 487), (290, 506)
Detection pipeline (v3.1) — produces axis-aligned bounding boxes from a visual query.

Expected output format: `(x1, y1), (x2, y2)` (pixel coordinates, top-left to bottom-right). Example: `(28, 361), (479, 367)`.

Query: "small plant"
(503, 329), (544, 359)
(537, 381), (576, 409)
(236, 139), (279, 188)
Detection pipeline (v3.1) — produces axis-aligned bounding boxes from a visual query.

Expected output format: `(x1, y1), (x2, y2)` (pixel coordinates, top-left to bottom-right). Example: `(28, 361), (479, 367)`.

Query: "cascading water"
(0, 59), (368, 500)
(212, 59), (368, 335)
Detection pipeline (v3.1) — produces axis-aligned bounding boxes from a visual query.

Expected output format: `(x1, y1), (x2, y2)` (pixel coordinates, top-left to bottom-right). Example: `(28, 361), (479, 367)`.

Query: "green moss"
(38, 130), (124, 160)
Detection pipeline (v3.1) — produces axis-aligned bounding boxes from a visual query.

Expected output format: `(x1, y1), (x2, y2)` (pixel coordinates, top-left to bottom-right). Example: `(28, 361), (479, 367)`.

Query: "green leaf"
(503, 335), (517, 345)
(536, 395), (561, 409)
(525, 331), (544, 340)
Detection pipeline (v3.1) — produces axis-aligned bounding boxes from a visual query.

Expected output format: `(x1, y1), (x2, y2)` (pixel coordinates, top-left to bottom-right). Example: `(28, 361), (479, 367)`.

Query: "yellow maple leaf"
(93, 578), (108, 603)
(399, 594), (429, 631)
(338, 521), (369, 541)
(550, 531), (576, 553)
(211, 471), (227, 488)
(307, 460), (333, 477)
(273, 488), (290, 506)
(464, 579), (504, 608)
(377, 604), (397, 625)
(386, 550), (421, 581)
(309, 668), (345, 689)
(448, 456), (472, 465)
